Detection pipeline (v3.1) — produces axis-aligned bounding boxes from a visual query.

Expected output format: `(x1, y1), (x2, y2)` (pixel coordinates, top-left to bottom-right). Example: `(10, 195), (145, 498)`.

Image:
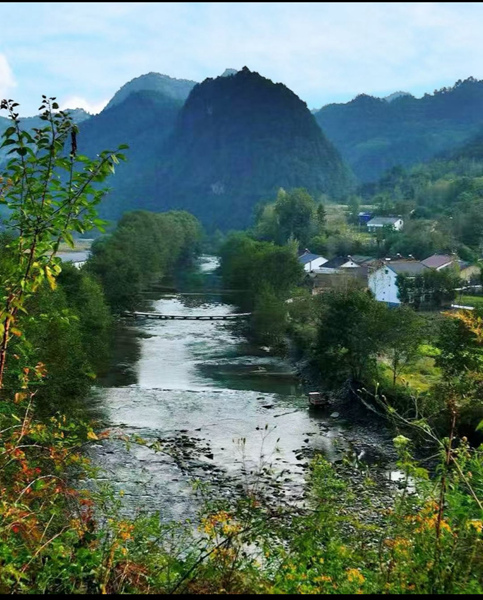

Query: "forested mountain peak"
(154, 66), (353, 229)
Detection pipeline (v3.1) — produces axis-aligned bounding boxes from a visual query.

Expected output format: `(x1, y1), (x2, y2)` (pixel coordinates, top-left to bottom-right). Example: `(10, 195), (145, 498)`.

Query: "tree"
(396, 268), (460, 309)
(316, 202), (327, 229)
(273, 188), (318, 246)
(315, 289), (388, 383)
(251, 283), (288, 348)
(384, 305), (424, 385)
(347, 195), (361, 224)
(0, 97), (126, 389)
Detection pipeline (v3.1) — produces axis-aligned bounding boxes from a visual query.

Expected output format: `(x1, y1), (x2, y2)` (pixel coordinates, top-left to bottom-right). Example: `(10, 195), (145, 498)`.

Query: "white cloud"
(59, 95), (108, 115)
(3, 2), (483, 113)
(0, 53), (16, 99)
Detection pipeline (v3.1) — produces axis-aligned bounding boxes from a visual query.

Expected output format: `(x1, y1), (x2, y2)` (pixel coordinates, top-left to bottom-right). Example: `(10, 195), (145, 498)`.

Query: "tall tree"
(0, 97), (126, 389)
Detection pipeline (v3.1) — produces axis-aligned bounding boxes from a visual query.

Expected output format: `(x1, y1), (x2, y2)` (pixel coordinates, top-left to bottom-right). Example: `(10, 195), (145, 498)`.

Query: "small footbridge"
(122, 311), (251, 321)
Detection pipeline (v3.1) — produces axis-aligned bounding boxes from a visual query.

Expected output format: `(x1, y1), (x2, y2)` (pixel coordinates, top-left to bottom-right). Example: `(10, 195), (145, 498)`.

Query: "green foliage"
(254, 188), (321, 248)
(435, 309), (483, 381)
(397, 268), (460, 309)
(251, 284), (288, 348)
(314, 289), (389, 382)
(384, 305), (425, 385)
(87, 210), (203, 313)
(0, 96), (126, 390)
(219, 232), (303, 306)
(273, 188), (318, 246)
(315, 77), (483, 182)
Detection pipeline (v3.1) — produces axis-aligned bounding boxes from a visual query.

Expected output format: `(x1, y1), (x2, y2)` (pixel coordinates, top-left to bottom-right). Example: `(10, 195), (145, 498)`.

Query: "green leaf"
(63, 232), (75, 249)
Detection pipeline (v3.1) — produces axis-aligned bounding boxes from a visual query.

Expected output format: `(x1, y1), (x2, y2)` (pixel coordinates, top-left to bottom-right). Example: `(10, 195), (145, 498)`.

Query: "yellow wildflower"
(346, 568), (365, 585)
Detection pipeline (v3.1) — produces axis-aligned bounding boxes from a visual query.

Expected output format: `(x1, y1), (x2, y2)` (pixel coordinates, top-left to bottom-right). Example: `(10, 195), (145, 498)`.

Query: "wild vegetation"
(87, 209), (203, 313)
(315, 77), (483, 182)
(0, 89), (483, 595)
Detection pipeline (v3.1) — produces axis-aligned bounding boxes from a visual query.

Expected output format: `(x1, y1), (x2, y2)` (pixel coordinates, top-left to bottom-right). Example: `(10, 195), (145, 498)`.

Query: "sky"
(1, 1), (483, 117)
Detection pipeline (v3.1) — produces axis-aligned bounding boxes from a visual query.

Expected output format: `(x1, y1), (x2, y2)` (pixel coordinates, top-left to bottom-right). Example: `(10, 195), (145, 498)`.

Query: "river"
(85, 256), (397, 521)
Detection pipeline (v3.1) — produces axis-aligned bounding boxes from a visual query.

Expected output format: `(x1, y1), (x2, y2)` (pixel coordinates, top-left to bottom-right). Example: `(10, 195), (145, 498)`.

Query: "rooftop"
(386, 260), (428, 275)
(367, 216), (402, 226)
(421, 254), (456, 269)
(322, 256), (350, 269)
(298, 252), (324, 265)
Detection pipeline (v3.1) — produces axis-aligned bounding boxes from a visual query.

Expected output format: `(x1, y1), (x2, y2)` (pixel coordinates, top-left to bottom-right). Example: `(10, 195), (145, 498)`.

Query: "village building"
(358, 211), (373, 226)
(298, 250), (328, 272)
(421, 253), (456, 270)
(366, 216), (404, 232)
(421, 253), (480, 282)
(310, 267), (368, 295)
(368, 260), (428, 306)
(316, 255), (361, 274)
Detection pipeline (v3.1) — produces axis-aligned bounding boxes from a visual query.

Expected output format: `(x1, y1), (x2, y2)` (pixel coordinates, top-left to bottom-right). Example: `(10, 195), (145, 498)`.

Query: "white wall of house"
(368, 266), (401, 304)
(367, 219), (404, 232)
(303, 256), (328, 272)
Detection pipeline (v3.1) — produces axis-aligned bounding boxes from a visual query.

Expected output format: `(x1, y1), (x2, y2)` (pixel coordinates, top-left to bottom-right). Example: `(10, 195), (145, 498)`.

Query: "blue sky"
(1, 2), (483, 116)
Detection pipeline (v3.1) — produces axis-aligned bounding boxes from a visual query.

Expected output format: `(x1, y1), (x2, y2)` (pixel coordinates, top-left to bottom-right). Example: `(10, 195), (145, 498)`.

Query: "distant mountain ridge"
(383, 91), (412, 102)
(314, 77), (483, 182)
(104, 72), (197, 111)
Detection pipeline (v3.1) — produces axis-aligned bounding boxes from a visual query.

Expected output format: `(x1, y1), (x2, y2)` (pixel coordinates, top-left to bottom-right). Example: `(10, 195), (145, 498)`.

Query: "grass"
(378, 343), (442, 394)
(455, 294), (483, 309)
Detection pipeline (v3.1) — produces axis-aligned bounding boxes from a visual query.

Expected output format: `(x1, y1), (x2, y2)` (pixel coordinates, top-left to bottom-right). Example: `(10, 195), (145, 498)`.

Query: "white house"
(368, 260), (428, 305)
(317, 255), (366, 274)
(298, 251), (328, 272)
(367, 216), (404, 232)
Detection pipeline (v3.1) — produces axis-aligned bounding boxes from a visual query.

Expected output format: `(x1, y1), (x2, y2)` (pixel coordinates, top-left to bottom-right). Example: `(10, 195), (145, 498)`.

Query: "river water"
(85, 256), (380, 521)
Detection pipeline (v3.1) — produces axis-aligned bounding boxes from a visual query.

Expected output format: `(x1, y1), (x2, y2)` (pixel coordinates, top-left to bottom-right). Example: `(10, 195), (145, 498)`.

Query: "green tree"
(315, 289), (388, 383)
(251, 283), (288, 348)
(87, 210), (203, 312)
(397, 268), (460, 309)
(316, 202), (327, 229)
(273, 188), (317, 247)
(0, 96), (126, 389)
(384, 305), (424, 385)
(347, 195), (361, 224)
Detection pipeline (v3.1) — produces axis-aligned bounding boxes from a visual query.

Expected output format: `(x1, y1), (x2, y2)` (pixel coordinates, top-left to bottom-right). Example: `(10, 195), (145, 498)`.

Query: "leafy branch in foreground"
(0, 97), (127, 390)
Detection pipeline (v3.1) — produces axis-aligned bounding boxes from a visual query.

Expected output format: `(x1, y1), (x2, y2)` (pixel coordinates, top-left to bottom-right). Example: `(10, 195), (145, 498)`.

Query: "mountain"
(146, 66), (353, 230)
(104, 72), (197, 111)
(314, 77), (483, 183)
(446, 126), (483, 162)
(0, 108), (91, 163)
(77, 88), (184, 219)
(383, 91), (412, 102)
(2, 68), (353, 231)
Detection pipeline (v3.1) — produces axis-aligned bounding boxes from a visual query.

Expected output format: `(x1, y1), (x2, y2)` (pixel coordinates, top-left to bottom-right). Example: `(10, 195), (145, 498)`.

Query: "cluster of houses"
(299, 249), (480, 307)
